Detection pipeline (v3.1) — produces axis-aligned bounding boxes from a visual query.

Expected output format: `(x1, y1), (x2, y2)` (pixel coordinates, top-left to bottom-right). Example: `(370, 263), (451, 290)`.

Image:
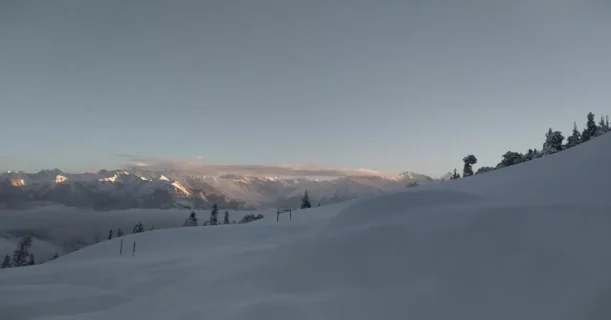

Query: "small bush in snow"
(240, 213), (264, 224)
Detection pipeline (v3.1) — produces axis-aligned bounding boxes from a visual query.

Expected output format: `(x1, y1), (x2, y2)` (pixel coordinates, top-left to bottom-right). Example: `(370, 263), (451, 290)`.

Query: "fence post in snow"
(132, 241), (136, 257)
(276, 209), (292, 222)
(120, 239), (123, 256)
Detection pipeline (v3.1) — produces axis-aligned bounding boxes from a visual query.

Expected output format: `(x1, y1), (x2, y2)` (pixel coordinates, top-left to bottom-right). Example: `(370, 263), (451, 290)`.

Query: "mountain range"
(0, 169), (436, 211)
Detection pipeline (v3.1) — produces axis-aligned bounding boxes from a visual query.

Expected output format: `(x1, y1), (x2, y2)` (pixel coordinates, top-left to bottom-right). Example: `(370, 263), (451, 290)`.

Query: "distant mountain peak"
(171, 181), (191, 196)
(99, 174), (118, 182)
(0, 168), (437, 210)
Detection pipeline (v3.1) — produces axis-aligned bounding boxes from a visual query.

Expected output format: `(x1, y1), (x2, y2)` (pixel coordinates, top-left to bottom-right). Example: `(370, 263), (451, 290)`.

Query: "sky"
(1, 0), (610, 177)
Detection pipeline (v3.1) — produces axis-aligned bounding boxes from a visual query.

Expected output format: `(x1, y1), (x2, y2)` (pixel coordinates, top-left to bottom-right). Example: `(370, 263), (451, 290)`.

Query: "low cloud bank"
(0, 205), (267, 262)
(125, 156), (393, 178)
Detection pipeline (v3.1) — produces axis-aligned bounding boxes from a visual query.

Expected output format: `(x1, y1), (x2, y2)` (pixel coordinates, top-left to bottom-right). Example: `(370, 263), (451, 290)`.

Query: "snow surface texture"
(3, 134), (611, 319)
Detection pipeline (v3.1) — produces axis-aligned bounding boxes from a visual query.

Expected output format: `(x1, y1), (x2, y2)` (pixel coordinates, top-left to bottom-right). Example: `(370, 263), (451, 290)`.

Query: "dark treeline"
(2, 236), (36, 269)
(181, 203), (265, 227)
(449, 112), (609, 179)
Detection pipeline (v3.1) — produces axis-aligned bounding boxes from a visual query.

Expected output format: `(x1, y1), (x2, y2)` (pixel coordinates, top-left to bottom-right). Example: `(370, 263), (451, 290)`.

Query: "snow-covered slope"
(3, 134), (611, 319)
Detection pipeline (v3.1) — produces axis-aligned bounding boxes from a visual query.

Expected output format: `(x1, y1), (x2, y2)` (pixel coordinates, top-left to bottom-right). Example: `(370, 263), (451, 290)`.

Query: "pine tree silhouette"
(582, 112), (597, 142)
(108, 229), (113, 240)
(12, 236), (32, 267)
(566, 122), (582, 149)
(210, 204), (219, 225)
(450, 168), (461, 180)
(301, 190), (312, 209)
(542, 128), (564, 155)
(223, 211), (230, 224)
(475, 166), (494, 174)
(462, 155), (477, 177)
(598, 115), (609, 134)
(183, 211), (198, 227)
(497, 151), (525, 168)
(117, 228), (124, 237)
(1, 254), (10, 268)
(132, 222), (144, 233)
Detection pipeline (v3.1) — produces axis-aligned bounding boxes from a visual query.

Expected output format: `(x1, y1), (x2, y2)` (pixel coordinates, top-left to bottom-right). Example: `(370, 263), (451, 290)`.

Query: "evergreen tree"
(301, 190), (312, 209)
(598, 115), (609, 135)
(542, 128), (564, 155)
(529, 148), (542, 160)
(12, 236), (32, 267)
(462, 155), (477, 177)
(132, 222), (144, 234)
(599, 116), (606, 131)
(51, 252), (59, 260)
(1, 254), (10, 268)
(209, 204), (219, 225)
(582, 112), (597, 142)
(450, 168), (460, 179)
(223, 211), (230, 224)
(239, 213), (265, 224)
(28, 253), (35, 265)
(108, 229), (113, 240)
(183, 211), (198, 227)
(475, 166), (494, 174)
(532, 148), (543, 159)
(117, 228), (124, 237)
(565, 122), (582, 149)
(497, 151), (524, 168)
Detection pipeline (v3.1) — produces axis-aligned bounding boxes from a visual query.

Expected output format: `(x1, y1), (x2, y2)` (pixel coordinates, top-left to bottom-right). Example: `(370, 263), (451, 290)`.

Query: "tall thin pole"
(132, 241), (136, 257)
(119, 238), (123, 255)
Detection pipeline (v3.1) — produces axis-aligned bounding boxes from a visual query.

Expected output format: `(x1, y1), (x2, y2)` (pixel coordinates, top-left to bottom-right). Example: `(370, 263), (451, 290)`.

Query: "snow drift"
(2, 134), (611, 320)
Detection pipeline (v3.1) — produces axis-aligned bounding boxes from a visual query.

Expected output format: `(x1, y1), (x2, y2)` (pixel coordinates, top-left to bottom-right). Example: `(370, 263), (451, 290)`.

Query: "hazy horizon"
(1, 0), (610, 177)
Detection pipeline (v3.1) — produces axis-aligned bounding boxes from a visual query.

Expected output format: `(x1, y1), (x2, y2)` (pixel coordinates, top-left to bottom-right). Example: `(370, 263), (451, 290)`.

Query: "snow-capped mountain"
(0, 169), (248, 211)
(0, 168), (435, 210)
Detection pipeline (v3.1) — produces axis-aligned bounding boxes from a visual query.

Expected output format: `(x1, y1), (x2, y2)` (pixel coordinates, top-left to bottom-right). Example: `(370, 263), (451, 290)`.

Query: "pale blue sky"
(1, 0), (610, 177)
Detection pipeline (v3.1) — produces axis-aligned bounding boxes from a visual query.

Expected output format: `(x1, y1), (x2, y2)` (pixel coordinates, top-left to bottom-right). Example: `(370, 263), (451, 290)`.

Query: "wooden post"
(277, 209), (292, 221)
(132, 241), (136, 257)
(120, 238), (123, 255)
